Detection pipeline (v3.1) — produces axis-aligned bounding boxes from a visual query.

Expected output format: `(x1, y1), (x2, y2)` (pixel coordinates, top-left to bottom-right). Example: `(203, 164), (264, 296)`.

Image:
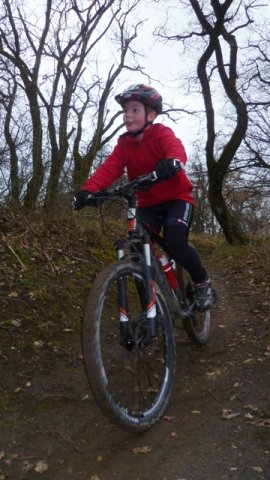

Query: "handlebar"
(85, 159), (184, 205)
(85, 171), (158, 205)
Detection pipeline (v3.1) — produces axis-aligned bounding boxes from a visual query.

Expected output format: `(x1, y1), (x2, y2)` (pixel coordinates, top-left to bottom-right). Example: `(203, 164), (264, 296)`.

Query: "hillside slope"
(0, 208), (269, 480)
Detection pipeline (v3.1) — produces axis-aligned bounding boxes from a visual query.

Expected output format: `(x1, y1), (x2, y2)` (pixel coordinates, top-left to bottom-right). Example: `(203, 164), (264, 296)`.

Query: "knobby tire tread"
(179, 267), (211, 346)
(83, 260), (176, 432)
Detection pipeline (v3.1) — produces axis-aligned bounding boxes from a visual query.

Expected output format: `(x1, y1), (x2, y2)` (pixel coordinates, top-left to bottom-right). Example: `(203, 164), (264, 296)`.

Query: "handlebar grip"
(85, 193), (94, 204)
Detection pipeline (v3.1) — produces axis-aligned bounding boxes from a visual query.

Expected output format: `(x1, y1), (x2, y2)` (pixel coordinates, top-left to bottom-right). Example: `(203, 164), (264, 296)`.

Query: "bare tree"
(188, 153), (217, 236)
(0, 0), (144, 210)
(0, 0), (51, 208)
(0, 60), (31, 206)
(239, 22), (270, 181)
(155, 0), (267, 245)
(72, 3), (144, 189)
(0, 65), (20, 205)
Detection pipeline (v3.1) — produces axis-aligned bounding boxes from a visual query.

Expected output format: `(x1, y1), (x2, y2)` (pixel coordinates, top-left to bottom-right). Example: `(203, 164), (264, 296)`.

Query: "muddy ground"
(0, 212), (269, 480)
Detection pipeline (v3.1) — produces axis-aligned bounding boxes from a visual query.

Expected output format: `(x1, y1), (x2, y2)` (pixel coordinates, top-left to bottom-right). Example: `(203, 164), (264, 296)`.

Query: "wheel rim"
(97, 269), (171, 417)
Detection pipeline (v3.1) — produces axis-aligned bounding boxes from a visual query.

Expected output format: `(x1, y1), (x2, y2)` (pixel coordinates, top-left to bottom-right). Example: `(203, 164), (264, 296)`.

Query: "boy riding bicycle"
(73, 84), (214, 311)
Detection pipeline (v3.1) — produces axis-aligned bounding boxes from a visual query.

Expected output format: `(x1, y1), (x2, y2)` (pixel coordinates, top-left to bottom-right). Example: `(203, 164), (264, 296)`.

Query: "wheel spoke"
(83, 262), (175, 431)
(99, 272), (168, 413)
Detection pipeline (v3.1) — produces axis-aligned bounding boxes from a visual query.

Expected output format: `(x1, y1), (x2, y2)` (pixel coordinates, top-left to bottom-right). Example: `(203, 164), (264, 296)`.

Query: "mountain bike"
(82, 172), (213, 432)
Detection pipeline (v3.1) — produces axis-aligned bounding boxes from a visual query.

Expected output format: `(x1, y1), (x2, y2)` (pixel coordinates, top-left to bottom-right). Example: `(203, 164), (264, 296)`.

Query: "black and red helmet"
(115, 84), (163, 114)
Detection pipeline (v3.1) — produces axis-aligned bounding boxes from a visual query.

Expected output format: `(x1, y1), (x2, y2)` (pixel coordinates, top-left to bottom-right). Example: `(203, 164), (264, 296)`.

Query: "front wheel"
(83, 260), (176, 432)
(178, 267), (211, 346)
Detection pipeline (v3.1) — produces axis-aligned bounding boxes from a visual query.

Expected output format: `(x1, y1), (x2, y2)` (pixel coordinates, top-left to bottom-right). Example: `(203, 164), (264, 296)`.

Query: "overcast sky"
(17, 0), (270, 157)
(117, 1), (202, 153)
(119, 0), (270, 155)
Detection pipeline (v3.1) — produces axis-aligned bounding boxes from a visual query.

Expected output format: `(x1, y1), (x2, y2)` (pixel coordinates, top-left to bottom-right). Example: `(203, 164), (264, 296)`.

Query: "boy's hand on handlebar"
(73, 190), (91, 210)
(73, 159), (184, 208)
(73, 190), (102, 210)
(155, 158), (182, 181)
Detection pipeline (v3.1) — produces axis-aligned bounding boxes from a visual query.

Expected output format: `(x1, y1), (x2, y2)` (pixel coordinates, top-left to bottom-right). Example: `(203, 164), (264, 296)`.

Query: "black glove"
(73, 190), (93, 210)
(155, 158), (182, 181)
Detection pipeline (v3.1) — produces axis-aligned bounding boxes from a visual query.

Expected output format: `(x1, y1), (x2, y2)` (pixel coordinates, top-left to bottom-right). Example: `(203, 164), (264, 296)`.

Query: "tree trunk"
(192, 0), (250, 244)
(23, 85), (44, 210)
(3, 84), (20, 207)
(208, 164), (247, 245)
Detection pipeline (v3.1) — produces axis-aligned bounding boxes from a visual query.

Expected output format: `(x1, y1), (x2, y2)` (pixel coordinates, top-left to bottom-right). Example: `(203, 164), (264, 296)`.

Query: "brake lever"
(85, 192), (105, 207)
(136, 172), (158, 191)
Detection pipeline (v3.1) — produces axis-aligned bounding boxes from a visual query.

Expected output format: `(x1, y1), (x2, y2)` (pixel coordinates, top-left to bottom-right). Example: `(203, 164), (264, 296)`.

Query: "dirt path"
(0, 254), (269, 480)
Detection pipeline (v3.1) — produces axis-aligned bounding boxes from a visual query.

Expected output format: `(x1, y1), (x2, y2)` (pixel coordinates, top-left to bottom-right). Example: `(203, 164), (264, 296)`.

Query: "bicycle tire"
(83, 260), (176, 432)
(178, 267), (211, 346)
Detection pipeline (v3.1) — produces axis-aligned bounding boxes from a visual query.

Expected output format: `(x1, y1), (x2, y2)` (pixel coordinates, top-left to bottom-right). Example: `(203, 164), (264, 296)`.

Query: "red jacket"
(82, 123), (195, 207)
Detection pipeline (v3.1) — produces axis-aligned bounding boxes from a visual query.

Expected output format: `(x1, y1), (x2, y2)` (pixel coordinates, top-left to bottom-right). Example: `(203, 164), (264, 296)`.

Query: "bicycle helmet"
(115, 84), (163, 114)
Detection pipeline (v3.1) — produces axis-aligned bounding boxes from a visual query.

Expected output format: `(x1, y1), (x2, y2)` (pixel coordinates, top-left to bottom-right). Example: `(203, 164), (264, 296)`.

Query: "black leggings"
(138, 200), (207, 284)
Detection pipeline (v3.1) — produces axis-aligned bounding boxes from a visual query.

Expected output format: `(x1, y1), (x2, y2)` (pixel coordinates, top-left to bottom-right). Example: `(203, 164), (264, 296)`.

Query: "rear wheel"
(83, 260), (176, 432)
(178, 267), (211, 346)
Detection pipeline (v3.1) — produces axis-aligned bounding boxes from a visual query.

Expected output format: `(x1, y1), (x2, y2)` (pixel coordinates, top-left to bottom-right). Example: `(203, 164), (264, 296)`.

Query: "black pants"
(138, 199), (207, 284)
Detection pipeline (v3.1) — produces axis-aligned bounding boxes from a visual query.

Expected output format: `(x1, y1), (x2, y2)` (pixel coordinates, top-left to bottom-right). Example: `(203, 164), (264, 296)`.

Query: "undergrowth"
(1, 207), (269, 361)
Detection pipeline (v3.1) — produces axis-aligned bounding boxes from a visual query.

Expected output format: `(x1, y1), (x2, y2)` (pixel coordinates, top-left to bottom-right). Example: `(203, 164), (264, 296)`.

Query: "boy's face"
(123, 100), (156, 133)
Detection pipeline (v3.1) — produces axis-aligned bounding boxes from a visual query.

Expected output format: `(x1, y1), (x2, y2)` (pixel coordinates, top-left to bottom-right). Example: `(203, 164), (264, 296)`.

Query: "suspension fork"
(115, 239), (158, 347)
(116, 238), (130, 346)
(127, 194), (157, 333)
(128, 195), (158, 337)
(141, 235), (158, 337)
(115, 198), (158, 346)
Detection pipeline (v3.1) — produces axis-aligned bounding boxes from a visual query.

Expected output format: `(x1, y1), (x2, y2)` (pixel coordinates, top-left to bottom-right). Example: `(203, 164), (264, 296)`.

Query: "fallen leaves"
(243, 357), (256, 364)
(11, 319), (22, 328)
(8, 291), (19, 298)
(0, 452), (49, 478)
(132, 446), (152, 455)
(33, 340), (44, 348)
(163, 415), (175, 422)
(34, 460), (48, 473)
(220, 402), (270, 429)
(233, 381), (244, 388)
(206, 368), (223, 380)
(222, 409), (240, 420)
(252, 466), (264, 474)
(244, 403), (258, 413)
(250, 418), (270, 428)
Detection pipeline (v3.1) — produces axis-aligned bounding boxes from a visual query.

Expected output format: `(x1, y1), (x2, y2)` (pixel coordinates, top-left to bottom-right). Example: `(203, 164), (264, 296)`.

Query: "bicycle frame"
(86, 172), (198, 346)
